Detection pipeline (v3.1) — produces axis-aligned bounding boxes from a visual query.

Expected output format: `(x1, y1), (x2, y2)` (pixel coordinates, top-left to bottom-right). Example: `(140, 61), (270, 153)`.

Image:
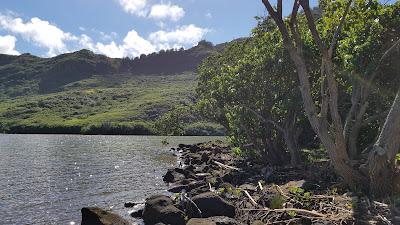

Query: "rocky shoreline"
(81, 142), (398, 225)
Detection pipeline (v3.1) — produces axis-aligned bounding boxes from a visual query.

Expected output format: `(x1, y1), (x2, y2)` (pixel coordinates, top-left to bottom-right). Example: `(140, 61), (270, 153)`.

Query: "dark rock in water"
(189, 192), (235, 218)
(163, 170), (175, 183)
(163, 169), (185, 183)
(124, 202), (137, 208)
(130, 209), (143, 218)
(81, 207), (131, 225)
(142, 195), (185, 225)
(186, 216), (239, 225)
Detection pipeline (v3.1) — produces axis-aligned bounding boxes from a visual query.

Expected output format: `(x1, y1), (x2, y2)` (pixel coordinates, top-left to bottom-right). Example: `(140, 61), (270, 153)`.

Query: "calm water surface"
(0, 134), (223, 225)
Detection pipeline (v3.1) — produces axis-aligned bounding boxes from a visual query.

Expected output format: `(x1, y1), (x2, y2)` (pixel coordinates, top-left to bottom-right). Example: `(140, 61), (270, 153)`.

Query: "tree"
(261, 0), (400, 197)
(197, 20), (308, 166)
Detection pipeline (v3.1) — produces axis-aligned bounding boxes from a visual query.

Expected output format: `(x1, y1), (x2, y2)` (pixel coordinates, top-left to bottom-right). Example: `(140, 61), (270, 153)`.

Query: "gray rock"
(190, 192), (235, 218)
(142, 195), (185, 225)
(186, 216), (238, 225)
(81, 207), (132, 225)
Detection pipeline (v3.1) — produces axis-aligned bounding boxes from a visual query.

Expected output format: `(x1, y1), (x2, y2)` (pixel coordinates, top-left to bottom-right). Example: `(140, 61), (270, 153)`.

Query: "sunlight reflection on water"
(0, 134), (223, 225)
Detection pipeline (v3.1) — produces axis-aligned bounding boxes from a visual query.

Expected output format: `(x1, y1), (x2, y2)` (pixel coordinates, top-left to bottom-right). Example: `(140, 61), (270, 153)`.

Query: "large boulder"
(186, 216), (239, 225)
(142, 195), (185, 225)
(190, 192), (235, 218)
(81, 207), (131, 225)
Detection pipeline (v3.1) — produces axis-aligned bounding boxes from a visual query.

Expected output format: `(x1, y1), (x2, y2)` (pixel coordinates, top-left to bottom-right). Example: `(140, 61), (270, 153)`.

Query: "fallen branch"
(244, 190), (258, 206)
(240, 207), (325, 218)
(213, 161), (241, 171)
(258, 181), (264, 191)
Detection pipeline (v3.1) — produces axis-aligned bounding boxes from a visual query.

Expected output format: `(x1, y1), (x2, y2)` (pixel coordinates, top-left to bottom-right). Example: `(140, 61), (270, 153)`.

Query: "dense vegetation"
(0, 42), (225, 135)
(198, 0), (400, 197)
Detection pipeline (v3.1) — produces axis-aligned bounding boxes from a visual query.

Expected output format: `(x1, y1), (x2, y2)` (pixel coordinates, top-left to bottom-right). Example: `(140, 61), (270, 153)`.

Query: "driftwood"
(258, 181), (264, 191)
(213, 161), (241, 171)
(240, 207), (325, 218)
(244, 190), (258, 206)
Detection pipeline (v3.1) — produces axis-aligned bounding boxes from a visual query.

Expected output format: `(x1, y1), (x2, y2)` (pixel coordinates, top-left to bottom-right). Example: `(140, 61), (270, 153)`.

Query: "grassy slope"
(0, 72), (222, 134)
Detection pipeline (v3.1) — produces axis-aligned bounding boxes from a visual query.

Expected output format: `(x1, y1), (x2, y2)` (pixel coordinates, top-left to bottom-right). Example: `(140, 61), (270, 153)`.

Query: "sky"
(0, 0), (383, 58)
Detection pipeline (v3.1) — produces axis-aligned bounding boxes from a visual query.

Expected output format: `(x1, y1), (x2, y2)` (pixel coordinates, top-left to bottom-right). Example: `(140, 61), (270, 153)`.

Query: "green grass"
(0, 72), (214, 134)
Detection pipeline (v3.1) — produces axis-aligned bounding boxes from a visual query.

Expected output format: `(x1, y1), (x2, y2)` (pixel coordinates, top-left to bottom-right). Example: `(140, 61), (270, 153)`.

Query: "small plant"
(232, 147), (242, 156)
(288, 186), (305, 195)
(270, 194), (285, 209)
(174, 193), (181, 203)
(209, 178), (217, 186)
(287, 210), (297, 218)
(217, 187), (226, 195)
(288, 186), (313, 208)
(329, 187), (338, 195)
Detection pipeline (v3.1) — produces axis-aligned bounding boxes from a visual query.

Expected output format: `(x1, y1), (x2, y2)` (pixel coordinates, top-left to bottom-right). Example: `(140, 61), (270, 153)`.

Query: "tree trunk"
(368, 90), (400, 197)
(283, 130), (302, 166)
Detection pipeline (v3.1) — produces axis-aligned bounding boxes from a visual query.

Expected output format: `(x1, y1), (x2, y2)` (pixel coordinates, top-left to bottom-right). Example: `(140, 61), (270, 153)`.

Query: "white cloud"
(118, 0), (148, 17)
(149, 3), (185, 22)
(0, 13), (209, 58)
(205, 12), (212, 19)
(80, 25), (208, 58)
(0, 14), (77, 56)
(0, 35), (19, 55)
(96, 41), (125, 58)
(81, 30), (156, 58)
(149, 24), (209, 49)
(122, 30), (156, 56)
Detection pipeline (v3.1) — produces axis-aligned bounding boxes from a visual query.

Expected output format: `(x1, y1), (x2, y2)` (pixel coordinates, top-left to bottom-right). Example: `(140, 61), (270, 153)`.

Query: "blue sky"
(0, 0), (385, 58)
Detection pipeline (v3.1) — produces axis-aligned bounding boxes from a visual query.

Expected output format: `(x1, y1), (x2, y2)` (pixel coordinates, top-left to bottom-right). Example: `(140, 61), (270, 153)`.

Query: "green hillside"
(0, 41), (226, 135)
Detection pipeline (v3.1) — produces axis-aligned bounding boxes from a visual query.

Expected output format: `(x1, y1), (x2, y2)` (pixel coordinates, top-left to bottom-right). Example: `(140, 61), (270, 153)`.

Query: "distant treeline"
(0, 120), (225, 136)
(1, 122), (155, 135)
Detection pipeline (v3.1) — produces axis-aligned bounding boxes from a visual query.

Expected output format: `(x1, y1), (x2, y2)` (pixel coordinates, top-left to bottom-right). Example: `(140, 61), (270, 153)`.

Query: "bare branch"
(277, 0), (282, 17)
(299, 0), (327, 55)
(289, 0), (302, 52)
(328, 0), (353, 58)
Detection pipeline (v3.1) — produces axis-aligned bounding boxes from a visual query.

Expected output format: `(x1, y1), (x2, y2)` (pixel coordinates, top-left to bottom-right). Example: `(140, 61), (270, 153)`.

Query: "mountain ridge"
(0, 40), (228, 97)
(0, 40), (235, 134)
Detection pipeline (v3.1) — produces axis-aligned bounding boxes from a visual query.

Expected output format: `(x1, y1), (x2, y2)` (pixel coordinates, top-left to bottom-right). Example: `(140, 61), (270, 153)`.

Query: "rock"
(168, 185), (189, 193)
(190, 192), (235, 218)
(130, 209), (143, 218)
(163, 170), (175, 183)
(186, 216), (239, 225)
(251, 220), (265, 225)
(81, 207), (132, 225)
(142, 195), (185, 225)
(168, 179), (205, 193)
(124, 202), (137, 208)
(201, 152), (210, 162)
(163, 169), (185, 183)
(189, 145), (200, 153)
(238, 184), (257, 192)
(189, 154), (203, 165)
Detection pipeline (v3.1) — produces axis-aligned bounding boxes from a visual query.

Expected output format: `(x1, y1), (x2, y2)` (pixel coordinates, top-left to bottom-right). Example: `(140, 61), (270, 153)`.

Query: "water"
(0, 134), (223, 225)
